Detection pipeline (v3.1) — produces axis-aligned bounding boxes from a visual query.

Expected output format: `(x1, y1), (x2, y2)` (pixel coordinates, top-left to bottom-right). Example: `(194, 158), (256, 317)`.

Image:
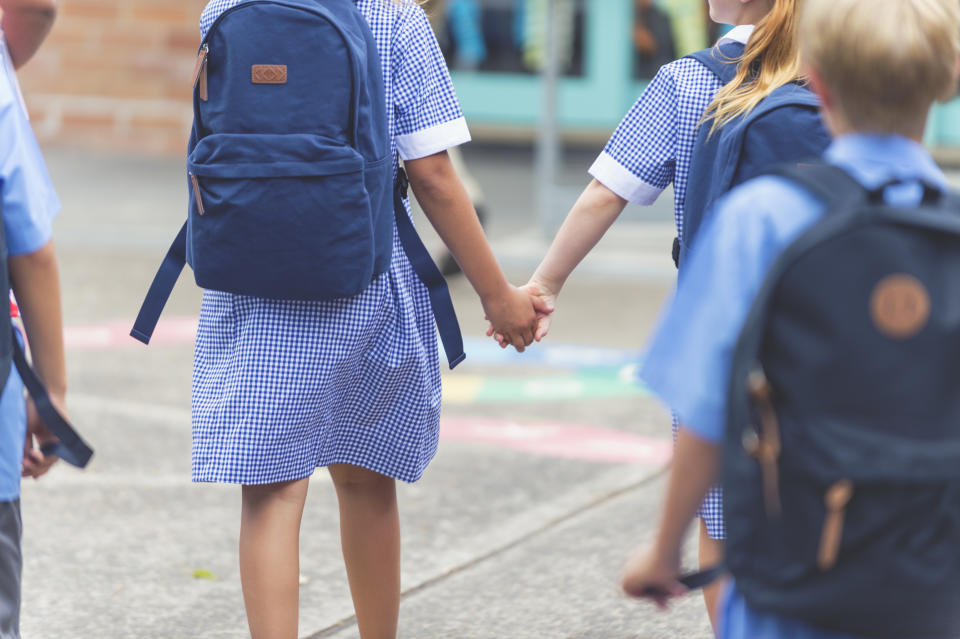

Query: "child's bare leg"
(328, 463), (401, 639)
(698, 518), (727, 635)
(240, 478), (310, 639)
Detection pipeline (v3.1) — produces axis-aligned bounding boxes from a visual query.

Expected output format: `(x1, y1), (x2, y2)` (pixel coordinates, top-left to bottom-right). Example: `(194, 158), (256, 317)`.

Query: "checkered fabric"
(590, 59), (722, 241)
(599, 58), (727, 539)
(671, 415), (725, 539)
(192, 0), (465, 484)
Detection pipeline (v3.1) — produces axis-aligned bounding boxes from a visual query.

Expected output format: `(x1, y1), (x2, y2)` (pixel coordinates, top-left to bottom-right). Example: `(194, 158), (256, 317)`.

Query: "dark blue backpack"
(131, 0), (465, 368)
(724, 164), (960, 638)
(674, 43), (831, 266)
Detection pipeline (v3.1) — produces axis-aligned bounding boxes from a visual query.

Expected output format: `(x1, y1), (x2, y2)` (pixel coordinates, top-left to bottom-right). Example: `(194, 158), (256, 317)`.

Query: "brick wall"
(17, 0), (208, 155)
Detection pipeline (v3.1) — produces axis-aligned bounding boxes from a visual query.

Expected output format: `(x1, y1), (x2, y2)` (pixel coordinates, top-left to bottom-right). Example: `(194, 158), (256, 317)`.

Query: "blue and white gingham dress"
(191, 0), (471, 485)
(588, 26), (754, 540)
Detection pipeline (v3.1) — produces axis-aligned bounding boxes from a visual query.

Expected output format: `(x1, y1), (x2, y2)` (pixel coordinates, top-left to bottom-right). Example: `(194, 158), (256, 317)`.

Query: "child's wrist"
(651, 538), (683, 569)
(478, 278), (512, 307)
(530, 273), (561, 299)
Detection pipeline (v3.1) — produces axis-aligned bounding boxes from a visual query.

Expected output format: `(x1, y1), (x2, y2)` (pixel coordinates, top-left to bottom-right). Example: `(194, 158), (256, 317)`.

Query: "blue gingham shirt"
(589, 25), (753, 238)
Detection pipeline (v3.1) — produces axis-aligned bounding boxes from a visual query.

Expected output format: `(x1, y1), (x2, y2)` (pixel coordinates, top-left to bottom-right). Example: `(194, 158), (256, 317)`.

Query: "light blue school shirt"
(0, 34), (62, 502)
(640, 133), (948, 639)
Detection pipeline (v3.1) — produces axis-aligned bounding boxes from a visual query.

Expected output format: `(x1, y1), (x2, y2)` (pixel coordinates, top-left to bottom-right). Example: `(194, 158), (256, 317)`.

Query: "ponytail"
(704, 0), (804, 134)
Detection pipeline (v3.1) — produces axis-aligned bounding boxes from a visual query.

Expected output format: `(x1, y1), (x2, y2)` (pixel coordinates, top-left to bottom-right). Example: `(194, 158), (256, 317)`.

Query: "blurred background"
(16, 0), (960, 154)
(10, 2), (960, 638)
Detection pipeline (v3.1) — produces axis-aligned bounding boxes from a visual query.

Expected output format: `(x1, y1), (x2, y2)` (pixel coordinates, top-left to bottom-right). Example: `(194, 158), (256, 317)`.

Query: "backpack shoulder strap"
(12, 334), (93, 468)
(764, 163), (867, 212)
(131, 222), (188, 345)
(684, 41), (743, 84)
(394, 168), (466, 369)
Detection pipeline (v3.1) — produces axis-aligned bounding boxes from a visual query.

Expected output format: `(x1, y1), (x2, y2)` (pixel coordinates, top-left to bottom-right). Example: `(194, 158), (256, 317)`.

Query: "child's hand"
(487, 279), (557, 348)
(482, 285), (551, 352)
(620, 546), (687, 609)
(21, 395), (61, 479)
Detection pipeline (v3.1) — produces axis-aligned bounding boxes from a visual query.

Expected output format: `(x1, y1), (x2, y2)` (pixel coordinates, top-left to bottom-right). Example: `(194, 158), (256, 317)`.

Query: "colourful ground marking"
(65, 317), (643, 371)
(440, 417), (672, 465)
(65, 317), (649, 402)
(442, 367), (648, 404)
(66, 316), (197, 349)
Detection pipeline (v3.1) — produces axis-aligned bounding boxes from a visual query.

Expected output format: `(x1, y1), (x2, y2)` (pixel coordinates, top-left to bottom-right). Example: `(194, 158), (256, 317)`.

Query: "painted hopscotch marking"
(441, 417), (671, 466)
(65, 317), (649, 403)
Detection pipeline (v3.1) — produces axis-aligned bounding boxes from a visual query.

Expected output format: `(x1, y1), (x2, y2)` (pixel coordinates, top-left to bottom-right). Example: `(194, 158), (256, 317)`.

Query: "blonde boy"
(620, 0), (960, 637)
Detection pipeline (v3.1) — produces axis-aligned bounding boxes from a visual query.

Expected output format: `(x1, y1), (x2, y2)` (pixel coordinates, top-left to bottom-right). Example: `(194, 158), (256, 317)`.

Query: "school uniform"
(193, 0), (472, 485)
(588, 24), (755, 540)
(0, 32), (62, 639)
(640, 133), (949, 638)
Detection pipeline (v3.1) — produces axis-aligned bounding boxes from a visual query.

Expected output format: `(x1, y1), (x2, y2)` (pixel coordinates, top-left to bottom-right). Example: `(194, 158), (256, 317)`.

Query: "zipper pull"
(193, 44), (209, 102)
(190, 173), (205, 216)
(747, 369), (783, 516)
(818, 480), (854, 571)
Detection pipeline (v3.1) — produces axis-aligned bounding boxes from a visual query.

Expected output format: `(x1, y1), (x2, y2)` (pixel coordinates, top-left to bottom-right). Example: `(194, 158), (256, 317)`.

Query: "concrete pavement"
(17, 140), (879, 639)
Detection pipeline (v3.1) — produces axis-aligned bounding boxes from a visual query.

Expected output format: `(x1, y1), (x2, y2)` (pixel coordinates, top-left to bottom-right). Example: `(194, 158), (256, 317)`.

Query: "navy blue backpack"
(131, 0), (465, 368)
(724, 164), (960, 638)
(673, 42), (831, 266)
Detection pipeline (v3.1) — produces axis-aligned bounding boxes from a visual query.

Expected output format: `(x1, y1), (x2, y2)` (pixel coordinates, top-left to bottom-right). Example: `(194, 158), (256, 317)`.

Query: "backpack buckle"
(397, 166), (410, 199)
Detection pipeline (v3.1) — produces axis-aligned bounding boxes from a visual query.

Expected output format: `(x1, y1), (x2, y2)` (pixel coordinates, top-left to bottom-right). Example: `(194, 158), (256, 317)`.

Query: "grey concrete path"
(26, 142), (960, 639)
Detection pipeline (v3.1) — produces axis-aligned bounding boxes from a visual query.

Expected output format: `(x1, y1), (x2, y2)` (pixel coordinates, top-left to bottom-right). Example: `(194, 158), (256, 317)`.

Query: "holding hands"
(486, 277), (558, 351)
(482, 281), (554, 352)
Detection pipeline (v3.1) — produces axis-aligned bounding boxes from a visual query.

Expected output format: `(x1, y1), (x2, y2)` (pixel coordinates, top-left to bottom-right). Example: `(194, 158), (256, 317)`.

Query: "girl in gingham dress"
(193, 1), (546, 637)
(501, 0), (804, 630)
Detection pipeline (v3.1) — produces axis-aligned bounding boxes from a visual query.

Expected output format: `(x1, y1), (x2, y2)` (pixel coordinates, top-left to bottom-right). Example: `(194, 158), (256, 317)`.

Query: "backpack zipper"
(193, 44), (209, 102)
(190, 173), (205, 216)
(817, 480), (854, 571)
(746, 369), (783, 516)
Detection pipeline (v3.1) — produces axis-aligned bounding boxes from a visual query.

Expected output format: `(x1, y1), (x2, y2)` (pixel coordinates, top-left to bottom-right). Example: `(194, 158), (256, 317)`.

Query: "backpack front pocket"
(187, 133), (385, 300)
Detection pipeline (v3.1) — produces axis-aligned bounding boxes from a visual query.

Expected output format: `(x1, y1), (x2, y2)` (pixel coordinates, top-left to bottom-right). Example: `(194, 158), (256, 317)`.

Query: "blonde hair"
(704, 0), (803, 134)
(800, 0), (960, 132)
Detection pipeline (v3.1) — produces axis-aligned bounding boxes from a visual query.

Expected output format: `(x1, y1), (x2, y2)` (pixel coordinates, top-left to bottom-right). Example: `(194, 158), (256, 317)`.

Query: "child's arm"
(621, 428), (721, 604)
(406, 150), (552, 351)
(9, 240), (66, 478)
(491, 179), (627, 343)
(0, 0), (57, 69)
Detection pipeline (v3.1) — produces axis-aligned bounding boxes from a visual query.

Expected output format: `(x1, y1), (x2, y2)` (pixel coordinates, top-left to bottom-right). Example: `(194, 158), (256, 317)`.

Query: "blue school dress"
(640, 133), (950, 638)
(587, 24), (754, 540)
(192, 0), (471, 485)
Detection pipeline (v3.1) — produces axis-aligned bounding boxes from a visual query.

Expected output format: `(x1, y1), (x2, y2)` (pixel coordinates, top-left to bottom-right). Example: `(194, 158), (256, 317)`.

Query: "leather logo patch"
(251, 65), (287, 84)
(869, 274), (930, 339)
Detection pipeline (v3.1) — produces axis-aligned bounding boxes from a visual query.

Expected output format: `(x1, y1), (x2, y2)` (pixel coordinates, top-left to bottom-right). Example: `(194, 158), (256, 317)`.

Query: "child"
(192, 1), (547, 638)
(622, 0), (960, 636)
(507, 0), (814, 628)
(0, 0), (67, 636)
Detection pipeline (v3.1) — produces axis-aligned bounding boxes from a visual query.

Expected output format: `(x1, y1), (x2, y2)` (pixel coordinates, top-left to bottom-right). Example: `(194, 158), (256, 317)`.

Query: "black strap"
(130, 222), (188, 345)
(638, 564), (727, 598)
(12, 332), (93, 468)
(394, 168), (466, 369)
(765, 163), (867, 212)
(865, 177), (944, 206)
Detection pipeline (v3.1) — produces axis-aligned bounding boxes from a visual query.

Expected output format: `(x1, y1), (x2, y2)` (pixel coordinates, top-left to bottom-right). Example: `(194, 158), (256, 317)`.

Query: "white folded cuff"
(397, 117), (472, 161)
(588, 152), (664, 205)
